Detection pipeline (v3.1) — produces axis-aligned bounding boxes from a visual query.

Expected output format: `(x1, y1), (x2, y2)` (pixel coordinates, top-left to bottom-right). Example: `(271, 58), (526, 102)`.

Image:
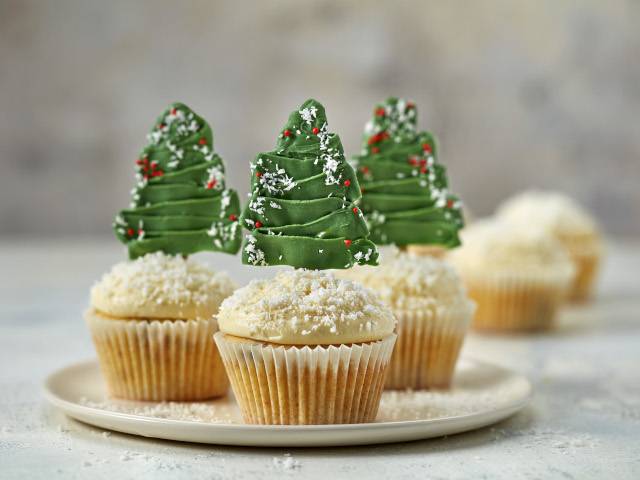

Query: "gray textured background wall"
(1, 0), (639, 237)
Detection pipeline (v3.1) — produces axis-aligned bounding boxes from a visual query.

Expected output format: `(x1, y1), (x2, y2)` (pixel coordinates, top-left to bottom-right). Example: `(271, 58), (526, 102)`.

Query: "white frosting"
(337, 251), (474, 318)
(448, 219), (574, 274)
(217, 270), (396, 345)
(496, 190), (599, 237)
(91, 252), (236, 320)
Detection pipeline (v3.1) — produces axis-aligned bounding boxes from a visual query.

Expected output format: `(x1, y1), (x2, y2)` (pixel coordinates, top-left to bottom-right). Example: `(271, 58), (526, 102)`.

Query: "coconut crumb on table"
(273, 453), (301, 471)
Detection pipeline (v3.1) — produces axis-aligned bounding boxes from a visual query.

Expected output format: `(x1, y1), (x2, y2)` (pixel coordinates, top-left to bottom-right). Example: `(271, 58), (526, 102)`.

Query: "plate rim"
(43, 358), (533, 434)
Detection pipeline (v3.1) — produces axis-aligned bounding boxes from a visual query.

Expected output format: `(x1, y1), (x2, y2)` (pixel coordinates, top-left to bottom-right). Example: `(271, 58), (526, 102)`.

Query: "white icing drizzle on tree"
(243, 235), (266, 266)
(207, 221), (238, 249)
(249, 196), (266, 215)
(315, 122), (343, 186)
(205, 165), (224, 190)
(256, 161), (296, 196)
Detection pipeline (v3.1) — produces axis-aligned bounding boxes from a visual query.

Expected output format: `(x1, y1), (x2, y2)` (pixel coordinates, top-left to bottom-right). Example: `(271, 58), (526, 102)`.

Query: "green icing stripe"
(368, 221), (461, 248)
(241, 99), (378, 269)
(113, 103), (241, 259)
(354, 97), (464, 247)
(242, 232), (377, 269)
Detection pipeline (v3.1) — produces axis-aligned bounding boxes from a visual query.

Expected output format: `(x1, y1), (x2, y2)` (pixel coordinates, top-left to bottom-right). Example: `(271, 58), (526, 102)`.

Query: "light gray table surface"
(1, 239), (639, 480)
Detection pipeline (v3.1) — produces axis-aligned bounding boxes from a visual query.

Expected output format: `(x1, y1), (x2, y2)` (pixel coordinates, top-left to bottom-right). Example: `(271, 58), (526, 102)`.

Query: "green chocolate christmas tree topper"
(114, 102), (241, 259)
(353, 98), (464, 248)
(241, 99), (378, 269)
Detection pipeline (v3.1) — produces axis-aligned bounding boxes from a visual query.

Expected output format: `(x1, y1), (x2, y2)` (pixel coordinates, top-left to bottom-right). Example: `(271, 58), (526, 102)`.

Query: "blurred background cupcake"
(338, 250), (475, 389)
(496, 190), (604, 302)
(86, 252), (234, 401)
(448, 219), (574, 332)
(214, 270), (396, 425)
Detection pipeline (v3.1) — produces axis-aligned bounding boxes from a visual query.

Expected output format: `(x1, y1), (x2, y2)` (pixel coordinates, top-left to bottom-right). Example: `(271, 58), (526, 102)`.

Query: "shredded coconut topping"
(448, 219), (575, 275)
(217, 270), (395, 344)
(338, 250), (474, 315)
(90, 252), (236, 320)
(496, 190), (599, 237)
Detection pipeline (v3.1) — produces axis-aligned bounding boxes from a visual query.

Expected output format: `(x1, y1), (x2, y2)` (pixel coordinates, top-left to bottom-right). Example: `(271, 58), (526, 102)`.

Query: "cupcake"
(216, 99), (395, 425)
(497, 190), (603, 301)
(214, 270), (396, 425)
(338, 250), (474, 389)
(448, 220), (574, 332)
(86, 102), (243, 400)
(86, 252), (235, 400)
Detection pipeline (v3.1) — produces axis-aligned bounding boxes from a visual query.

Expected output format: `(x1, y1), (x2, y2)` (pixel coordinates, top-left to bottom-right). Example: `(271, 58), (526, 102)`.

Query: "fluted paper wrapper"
(461, 269), (573, 332)
(386, 306), (471, 390)
(214, 332), (397, 425)
(564, 242), (603, 302)
(85, 310), (228, 401)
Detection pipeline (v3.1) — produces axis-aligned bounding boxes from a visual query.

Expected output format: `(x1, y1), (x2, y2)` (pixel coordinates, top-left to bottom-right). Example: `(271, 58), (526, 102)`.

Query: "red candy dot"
(352, 207), (359, 214)
(127, 228), (135, 237)
(199, 138), (207, 145)
(360, 166), (370, 174)
(152, 170), (164, 177)
(170, 107), (177, 115)
(229, 214), (237, 221)
(312, 127), (319, 135)
(158, 123), (165, 130)
(372, 147), (380, 154)
(422, 143), (432, 153)
(135, 159), (144, 166)
(138, 229), (144, 236)
(408, 157), (418, 166)
(206, 179), (216, 189)
(406, 102), (415, 110)
(254, 221), (263, 228)
(447, 199), (454, 208)
(375, 107), (386, 117)
(344, 239), (352, 247)
(255, 171), (262, 178)
(420, 166), (428, 174)
(344, 180), (351, 187)
(283, 130), (291, 137)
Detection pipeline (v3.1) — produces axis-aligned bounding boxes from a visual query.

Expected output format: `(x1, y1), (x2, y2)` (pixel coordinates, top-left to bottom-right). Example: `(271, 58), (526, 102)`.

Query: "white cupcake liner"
(86, 310), (228, 401)
(386, 305), (472, 390)
(214, 332), (397, 425)
(460, 268), (573, 332)
(564, 243), (603, 302)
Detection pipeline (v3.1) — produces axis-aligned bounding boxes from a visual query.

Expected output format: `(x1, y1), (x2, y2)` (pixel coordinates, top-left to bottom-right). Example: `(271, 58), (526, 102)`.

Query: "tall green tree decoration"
(114, 102), (241, 259)
(353, 98), (464, 248)
(241, 99), (378, 269)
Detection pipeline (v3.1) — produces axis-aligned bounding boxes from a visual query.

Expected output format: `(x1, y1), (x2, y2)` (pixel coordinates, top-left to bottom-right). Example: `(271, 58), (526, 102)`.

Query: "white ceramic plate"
(44, 358), (531, 447)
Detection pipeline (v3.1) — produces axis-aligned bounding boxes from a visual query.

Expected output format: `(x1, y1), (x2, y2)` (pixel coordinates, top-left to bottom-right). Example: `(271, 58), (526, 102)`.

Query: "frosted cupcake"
(214, 270), (396, 425)
(448, 220), (574, 332)
(87, 102), (242, 400)
(339, 251), (474, 389)
(497, 191), (603, 301)
(86, 253), (235, 400)
(216, 99), (395, 425)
